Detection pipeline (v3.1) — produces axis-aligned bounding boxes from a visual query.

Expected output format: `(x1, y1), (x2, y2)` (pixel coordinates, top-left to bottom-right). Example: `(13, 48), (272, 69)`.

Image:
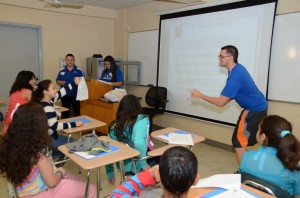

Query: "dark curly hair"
(9, 71), (36, 95)
(109, 94), (145, 140)
(259, 115), (300, 171)
(0, 102), (51, 185)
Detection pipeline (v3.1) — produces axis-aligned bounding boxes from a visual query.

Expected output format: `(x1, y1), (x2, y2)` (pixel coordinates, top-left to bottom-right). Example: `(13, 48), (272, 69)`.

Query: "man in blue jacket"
(56, 54), (84, 118)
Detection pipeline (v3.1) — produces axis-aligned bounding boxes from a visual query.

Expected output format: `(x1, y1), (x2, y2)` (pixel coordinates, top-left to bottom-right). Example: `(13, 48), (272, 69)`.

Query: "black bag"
(92, 54), (103, 58)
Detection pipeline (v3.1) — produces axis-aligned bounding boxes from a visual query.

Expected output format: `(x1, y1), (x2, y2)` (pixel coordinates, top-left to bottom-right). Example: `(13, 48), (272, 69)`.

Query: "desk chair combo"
(241, 172), (291, 198)
(142, 86), (168, 133)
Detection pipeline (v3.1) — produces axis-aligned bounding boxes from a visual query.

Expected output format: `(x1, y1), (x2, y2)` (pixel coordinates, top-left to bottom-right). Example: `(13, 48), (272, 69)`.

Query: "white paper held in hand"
(168, 133), (194, 145)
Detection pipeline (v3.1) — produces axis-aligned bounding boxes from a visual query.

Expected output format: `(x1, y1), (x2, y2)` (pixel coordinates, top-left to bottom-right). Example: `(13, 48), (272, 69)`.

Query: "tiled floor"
(0, 134), (238, 198)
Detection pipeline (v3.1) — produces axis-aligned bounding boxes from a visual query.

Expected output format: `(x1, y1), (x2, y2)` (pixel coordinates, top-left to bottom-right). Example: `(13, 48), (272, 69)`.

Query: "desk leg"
(97, 167), (102, 198)
(67, 134), (72, 143)
(119, 161), (125, 183)
(84, 169), (92, 198)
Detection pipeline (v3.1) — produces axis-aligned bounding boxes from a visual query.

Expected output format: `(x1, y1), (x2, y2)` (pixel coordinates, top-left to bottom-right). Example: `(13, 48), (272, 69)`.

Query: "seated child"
(0, 102), (96, 198)
(239, 115), (300, 198)
(106, 94), (152, 184)
(110, 146), (200, 198)
(31, 78), (83, 152)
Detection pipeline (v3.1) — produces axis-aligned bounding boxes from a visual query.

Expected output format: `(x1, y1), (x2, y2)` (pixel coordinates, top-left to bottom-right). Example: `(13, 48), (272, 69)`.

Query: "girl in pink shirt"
(1, 71), (37, 135)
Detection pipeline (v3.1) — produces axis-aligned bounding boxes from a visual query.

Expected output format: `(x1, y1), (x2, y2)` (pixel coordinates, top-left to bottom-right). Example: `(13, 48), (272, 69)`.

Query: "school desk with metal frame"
(58, 136), (140, 198)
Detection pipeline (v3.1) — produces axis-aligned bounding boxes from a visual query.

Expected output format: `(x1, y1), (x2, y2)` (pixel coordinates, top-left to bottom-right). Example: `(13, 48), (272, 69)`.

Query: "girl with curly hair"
(0, 102), (96, 198)
(1, 70), (37, 135)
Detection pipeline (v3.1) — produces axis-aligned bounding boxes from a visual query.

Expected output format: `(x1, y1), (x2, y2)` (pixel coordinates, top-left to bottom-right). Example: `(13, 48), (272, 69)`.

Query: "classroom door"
(0, 22), (42, 114)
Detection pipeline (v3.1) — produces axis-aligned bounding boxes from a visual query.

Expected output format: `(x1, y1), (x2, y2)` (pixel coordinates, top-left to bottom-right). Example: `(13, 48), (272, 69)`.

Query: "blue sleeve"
(221, 74), (241, 98)
(116, 68), (123, 82)
(56, 69), (64, 82)
(131, 116), (149, 169)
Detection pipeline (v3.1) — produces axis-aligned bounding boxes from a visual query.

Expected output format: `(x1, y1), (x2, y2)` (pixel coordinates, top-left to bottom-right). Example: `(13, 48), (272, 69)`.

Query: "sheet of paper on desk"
(156, 130), (192, 142)
(192, 174), (241, 190)
(98, 80), (112, 85)
(75, 144), (120, 160)
(198, 188), (258, 198)
(168, 133), (194, 145)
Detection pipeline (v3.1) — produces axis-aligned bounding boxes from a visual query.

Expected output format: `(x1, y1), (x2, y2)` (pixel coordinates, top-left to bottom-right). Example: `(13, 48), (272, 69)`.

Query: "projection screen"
(158, 0), (277, 125)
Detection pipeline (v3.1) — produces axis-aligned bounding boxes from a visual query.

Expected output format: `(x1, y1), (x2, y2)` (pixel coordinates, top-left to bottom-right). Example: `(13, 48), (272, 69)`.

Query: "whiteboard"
(268, 12), (300, 103)
(128, 30), (158, 86)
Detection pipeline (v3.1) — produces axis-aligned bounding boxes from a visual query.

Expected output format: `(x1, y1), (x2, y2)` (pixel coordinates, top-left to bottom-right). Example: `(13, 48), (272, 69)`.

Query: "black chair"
(241, 172), (291, 198)
(142, 86), (168, 133)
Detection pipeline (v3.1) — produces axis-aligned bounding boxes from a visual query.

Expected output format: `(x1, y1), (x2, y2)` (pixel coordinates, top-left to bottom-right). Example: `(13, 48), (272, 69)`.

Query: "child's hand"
(74, 77), (82, 85)
(76, 121), (83, 127)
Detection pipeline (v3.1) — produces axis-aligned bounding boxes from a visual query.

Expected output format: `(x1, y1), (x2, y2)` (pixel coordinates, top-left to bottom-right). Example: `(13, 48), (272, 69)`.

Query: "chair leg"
(148, 116), (153, 133)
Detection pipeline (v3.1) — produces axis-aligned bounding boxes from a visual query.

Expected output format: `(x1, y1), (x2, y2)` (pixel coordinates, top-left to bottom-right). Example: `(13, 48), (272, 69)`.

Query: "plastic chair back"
(241, 172), (291, 198)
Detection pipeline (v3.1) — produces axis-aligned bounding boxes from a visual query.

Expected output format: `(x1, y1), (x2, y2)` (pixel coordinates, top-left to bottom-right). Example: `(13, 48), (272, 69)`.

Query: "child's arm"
(53, 77), (81, 103)
(37, 155), (66, 188)
(110, 167), (158, 198)
(44, 106), (78, 136)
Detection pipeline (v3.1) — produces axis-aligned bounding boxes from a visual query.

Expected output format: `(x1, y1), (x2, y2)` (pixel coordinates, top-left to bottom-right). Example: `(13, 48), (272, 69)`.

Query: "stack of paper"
(168, 133), (194, 145)
(156, 130), (194, 145)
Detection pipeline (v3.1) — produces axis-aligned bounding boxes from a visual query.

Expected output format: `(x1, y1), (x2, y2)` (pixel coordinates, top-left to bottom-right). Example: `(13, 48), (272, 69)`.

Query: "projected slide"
(158, 1), (276, 124)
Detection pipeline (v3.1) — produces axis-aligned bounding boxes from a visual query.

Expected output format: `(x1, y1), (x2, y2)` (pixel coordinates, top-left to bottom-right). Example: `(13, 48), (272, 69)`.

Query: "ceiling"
(48, 0), (205, 10)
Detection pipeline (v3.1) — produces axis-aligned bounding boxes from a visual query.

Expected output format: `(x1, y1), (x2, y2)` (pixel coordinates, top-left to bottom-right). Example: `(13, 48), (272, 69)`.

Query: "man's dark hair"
(221, 45), (238, 63)
(159, 146), (198, 197)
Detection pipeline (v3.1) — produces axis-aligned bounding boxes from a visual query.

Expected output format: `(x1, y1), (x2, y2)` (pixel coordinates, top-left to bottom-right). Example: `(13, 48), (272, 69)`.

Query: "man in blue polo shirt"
(191, 45), (267, 165)
(56, 54), (84, 118)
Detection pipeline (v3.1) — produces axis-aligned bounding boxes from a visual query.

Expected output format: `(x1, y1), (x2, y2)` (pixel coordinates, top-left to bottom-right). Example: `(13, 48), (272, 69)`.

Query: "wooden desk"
(54, 105), (69, 120)
(147, 144), (178, 157)
(0, 98), (5, 104)
(58, 136), (140, 198)
(54, 105), (69, 114)
(151, 127), (205, 146)
(80, 79), (119, 134)
(81, 99), (118, 134)
(59, 115), (106, 142)
(188, 184), (275, 197)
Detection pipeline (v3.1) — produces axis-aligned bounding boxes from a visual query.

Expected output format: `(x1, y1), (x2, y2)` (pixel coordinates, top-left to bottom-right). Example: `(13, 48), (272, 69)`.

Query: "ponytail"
(277, 134), (300, 171)
(260, 115), (300, 171)
(30, 80), (52, 102)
